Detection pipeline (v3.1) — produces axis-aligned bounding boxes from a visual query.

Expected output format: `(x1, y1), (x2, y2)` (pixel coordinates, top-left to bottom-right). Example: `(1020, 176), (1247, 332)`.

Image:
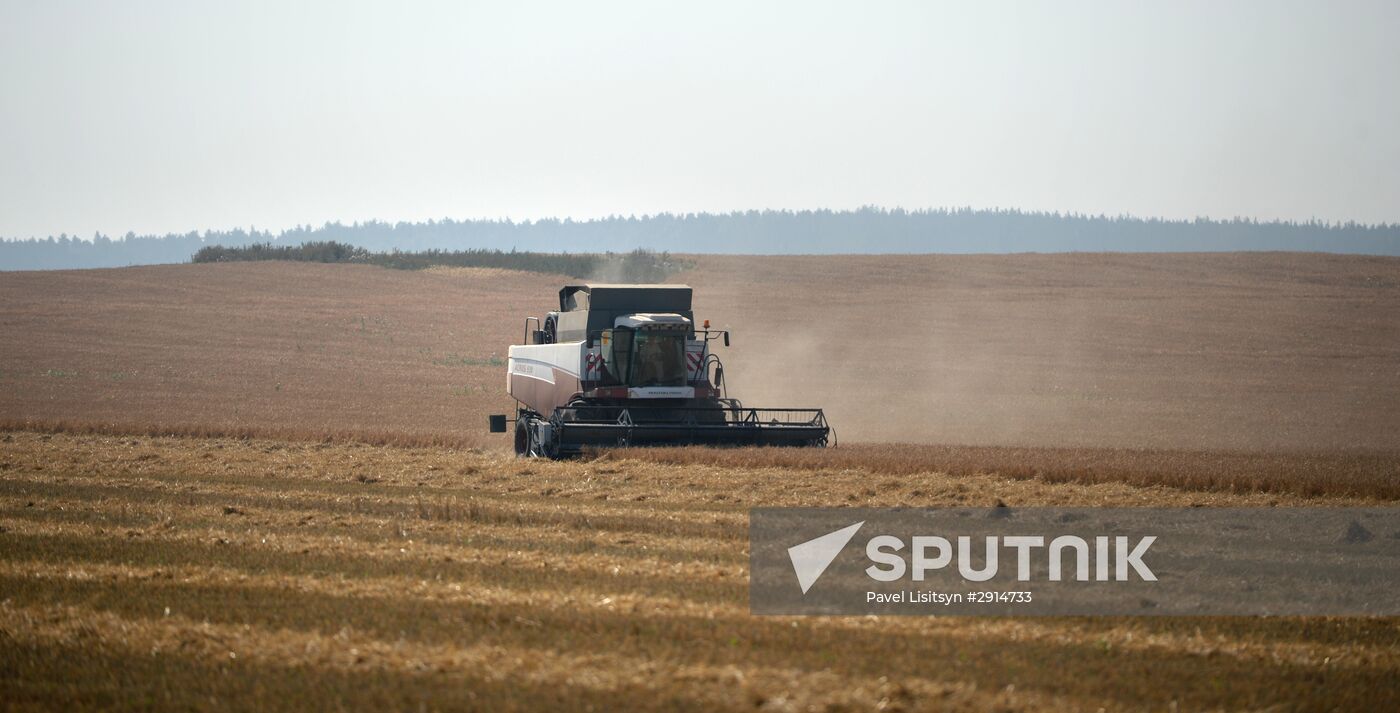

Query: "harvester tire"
(514, 418), (531, 457)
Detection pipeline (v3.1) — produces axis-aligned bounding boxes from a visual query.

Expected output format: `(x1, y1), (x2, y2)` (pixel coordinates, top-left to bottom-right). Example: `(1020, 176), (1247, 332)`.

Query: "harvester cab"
(489, 283), (829, 458)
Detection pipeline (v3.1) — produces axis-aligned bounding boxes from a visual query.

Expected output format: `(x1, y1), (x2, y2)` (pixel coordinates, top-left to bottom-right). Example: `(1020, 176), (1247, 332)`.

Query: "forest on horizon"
(3, 207), (1398, 271)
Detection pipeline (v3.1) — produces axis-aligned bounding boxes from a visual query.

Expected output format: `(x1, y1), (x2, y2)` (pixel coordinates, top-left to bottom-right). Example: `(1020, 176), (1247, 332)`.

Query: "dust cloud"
(679, 253), (1400, 452)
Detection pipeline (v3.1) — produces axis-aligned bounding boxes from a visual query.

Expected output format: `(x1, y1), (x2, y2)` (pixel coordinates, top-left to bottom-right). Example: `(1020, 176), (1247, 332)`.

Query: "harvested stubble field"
(2, 254), (1400, 709)
(616, 444), (1400, 500)
(3, 253), (1400, 453)
(2, 431), (1399, 712)
(0, 261), (546, 447)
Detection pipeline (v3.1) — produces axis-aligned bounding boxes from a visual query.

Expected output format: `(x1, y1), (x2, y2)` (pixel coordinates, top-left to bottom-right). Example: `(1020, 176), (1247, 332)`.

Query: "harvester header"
(490, 283), (830, 458)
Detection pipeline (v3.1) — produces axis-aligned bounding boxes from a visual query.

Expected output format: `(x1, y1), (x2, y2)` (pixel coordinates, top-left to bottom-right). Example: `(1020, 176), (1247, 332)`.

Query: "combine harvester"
(489, 284), (830, 458)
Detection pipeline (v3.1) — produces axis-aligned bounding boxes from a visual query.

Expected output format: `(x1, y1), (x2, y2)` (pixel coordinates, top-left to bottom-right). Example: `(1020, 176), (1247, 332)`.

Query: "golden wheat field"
(2, 254), (1400, 710)
(3, 431), (1399, 712)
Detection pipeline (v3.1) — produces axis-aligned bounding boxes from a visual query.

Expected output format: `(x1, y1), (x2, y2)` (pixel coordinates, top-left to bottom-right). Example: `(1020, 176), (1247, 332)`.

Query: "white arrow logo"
(787, 521), (865, 594)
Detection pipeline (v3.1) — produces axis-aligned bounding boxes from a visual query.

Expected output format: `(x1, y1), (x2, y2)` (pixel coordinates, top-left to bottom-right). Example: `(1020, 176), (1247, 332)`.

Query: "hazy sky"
(2, 1), (1397, 239)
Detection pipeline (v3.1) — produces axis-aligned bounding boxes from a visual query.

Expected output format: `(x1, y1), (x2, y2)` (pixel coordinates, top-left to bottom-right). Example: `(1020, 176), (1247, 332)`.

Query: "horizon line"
(5, 205), (1399, 244)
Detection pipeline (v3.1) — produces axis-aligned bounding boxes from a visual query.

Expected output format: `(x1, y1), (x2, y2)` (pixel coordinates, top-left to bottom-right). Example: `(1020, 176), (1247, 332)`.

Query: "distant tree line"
(191, 241), (367, 264)
(4, 207), (1399, 271)
(190, 241), (683, 281)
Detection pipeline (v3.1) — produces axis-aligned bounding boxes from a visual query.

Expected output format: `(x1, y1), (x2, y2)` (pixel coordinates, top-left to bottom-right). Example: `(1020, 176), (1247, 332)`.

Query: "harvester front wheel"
(514, 417), (531, 457)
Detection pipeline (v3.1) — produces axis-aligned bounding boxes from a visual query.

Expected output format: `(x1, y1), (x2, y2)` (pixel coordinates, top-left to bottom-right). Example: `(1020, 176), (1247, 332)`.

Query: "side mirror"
(532, 329), (546, 345)
(714, 365), (724, 388)
(723, 332), (730, 347)
(488, 414), (508, 433)
(585, 335), (594, 349)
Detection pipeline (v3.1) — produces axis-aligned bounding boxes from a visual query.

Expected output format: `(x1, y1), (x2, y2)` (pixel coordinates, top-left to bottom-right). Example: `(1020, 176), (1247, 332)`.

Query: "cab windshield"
(609, 330), (686, 387)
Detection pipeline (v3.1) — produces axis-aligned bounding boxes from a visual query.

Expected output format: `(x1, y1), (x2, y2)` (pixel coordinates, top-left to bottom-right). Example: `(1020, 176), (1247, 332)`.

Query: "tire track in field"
(4, 558), (1394, 672)
(5, 571), (1392, 711)
(0, 602), (1033, 713)
(0, 487), (743, 564)
(0, 521), (748, 606)
(1, 472), (748, 541)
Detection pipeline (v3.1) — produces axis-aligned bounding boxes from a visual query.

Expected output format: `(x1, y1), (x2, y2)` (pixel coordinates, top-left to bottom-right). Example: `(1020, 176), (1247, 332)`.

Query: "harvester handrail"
(556, 405), (826, 428)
